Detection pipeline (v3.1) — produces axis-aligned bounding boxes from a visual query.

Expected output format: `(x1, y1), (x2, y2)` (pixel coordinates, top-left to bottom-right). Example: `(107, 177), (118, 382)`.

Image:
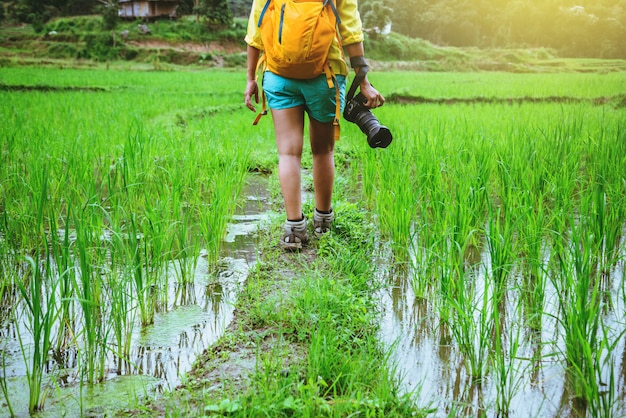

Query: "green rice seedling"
(0, 252), (17, 416)
(457, 145), (491, 249)
(512, 150), (550, 323)
(170, 216), (197, 291)
(485, 203), (517, 304)
(448, 190), (481, 273)
(126, 213), (156, 327)
(11, 165), (64, 412)
(586, 175), (625, 274)
(409, 147), (451, 295)
(551, 218), (604, 410)
(96, 208), (141, 365)
(197, 154), (249, 266)
(0, 351), (15, 417)
(48, 211), (78, 357)
(73, 216), (112, 384)
(492, 301), (526, 416)
(152, 162), (194, 294)
(586, 325), (624, 418)
(517, 203), (549, 332)
(148, 215), (176, 311)
(538, 113), (586, 235)
(0, 242), (17, 328)
(445, 265), (493, 383)
(587, 124), (626, 267)
(369, 143), (418, 262)
(107, 268), (136, 369)
(15, 256), (59, 412)
(104, 228), (137, 368)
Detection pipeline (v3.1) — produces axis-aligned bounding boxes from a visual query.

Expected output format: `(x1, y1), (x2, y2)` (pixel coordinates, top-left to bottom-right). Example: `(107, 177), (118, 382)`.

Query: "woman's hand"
(359, 80), (385, 109)
(245, 79), (259, 112)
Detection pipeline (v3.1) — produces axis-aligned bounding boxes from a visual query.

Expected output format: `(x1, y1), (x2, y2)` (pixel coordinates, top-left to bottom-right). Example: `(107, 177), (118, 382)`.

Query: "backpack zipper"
(278, 3), (285, 44)
(257, 0), (271, 27)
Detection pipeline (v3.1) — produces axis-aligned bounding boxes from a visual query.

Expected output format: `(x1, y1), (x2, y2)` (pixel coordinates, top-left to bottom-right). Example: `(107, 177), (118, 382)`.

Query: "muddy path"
(153, 174), (317, 410)
(176, 251), (314, 407)
(132, 172), (417, 416)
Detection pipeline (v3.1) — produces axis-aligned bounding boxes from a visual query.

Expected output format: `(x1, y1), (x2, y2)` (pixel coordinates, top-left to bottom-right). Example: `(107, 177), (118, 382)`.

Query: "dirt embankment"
(127, 40), (245, 55)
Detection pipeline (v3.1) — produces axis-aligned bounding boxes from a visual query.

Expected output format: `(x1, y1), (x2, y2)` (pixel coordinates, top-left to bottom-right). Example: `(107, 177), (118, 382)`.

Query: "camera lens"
(350, 106), (393, 148)
(343, 93), (393, 148)
(368, 126), (392, 148)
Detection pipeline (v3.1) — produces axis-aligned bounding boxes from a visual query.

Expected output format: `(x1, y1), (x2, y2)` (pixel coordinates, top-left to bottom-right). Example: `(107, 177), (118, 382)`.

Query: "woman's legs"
(272, 107), (336, 218)
(272, 106), (336, 247)
(272, 106), (305, 221)
(309, 116), (335, 213)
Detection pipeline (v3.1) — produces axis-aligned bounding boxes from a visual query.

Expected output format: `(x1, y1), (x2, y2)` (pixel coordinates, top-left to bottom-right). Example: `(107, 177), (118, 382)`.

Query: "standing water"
(377, 234), (626, 416)
(0, 175), (272, 416)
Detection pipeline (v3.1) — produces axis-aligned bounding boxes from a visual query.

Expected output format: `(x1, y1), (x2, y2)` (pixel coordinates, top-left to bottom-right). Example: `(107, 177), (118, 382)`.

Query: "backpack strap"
(324, 0), (341, 24)
(252, 54), (268, 126)
(320, 64), (340, 140)
(333, 80), (341, 141)
(326, 0), (342, 140)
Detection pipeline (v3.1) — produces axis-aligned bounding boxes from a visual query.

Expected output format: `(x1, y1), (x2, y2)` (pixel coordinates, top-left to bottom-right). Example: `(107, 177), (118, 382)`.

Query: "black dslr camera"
(343, 56), (392, 149)
(343, 92), (392, 148)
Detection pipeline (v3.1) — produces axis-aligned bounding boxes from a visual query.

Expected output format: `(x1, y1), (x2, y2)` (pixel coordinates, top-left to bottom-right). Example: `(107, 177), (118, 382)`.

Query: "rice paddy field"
(1, 65), (625, 417)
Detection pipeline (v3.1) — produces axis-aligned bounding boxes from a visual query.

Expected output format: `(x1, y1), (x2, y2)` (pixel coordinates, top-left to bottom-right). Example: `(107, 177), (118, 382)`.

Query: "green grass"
(0, 66), (256, 414)
(351, 70), (625, 416)
(1, 66), (625, 416)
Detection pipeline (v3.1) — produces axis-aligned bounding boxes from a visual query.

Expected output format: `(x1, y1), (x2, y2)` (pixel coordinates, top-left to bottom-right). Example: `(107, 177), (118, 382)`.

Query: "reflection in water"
(377, 235), (626, 417)
(125, 174), (272, 390)
(1, 174), (272, 416)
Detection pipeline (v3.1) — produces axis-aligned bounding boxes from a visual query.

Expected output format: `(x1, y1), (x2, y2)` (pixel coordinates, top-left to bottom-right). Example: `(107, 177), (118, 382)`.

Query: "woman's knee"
(309, 120), (335, 155)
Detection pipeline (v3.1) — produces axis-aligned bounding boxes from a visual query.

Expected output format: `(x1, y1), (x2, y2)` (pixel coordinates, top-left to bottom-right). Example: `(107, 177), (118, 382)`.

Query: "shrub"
(120, 47), (139, 61)
(47, 42), (78, 59)
(366, 32), (450, 61)
(79, 33), (118, 61)
(223, 52), (246, 67)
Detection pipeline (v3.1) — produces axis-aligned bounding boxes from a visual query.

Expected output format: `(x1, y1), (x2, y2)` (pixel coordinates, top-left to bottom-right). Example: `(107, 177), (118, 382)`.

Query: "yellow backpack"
(258, 0), (340, 79)
(253, 0), (343, 140)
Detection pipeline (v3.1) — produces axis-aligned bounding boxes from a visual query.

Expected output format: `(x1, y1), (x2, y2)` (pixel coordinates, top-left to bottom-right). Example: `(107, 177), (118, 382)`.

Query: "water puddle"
(0, 174), (272, 416)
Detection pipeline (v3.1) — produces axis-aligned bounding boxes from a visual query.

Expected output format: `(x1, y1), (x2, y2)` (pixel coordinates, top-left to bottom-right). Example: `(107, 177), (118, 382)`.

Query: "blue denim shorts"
(263, 72), (347, 123)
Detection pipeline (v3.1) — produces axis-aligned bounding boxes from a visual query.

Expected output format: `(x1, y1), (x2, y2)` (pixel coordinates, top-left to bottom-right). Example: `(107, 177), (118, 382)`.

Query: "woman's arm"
(344, 42), (385, 108)
(245, 45), (261, 112)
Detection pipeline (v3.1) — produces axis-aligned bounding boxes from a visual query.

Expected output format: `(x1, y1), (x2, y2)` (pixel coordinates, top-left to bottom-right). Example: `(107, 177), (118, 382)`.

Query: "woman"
(244, 0), (384, 250)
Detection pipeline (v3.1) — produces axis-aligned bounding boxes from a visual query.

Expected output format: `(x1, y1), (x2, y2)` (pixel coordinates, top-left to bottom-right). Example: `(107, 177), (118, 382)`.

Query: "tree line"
(1, 0), (625, 59)
(0, 0), (239, 27)
(381, 0), (626, 59)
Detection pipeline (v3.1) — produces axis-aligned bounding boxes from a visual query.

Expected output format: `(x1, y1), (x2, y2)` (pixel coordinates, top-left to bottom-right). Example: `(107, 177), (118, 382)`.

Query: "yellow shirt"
(244, 0), (364, 76)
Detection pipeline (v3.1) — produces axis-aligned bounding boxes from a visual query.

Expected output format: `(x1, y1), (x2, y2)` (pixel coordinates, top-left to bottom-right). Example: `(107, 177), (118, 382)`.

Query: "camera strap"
(346, 64), (369, 102)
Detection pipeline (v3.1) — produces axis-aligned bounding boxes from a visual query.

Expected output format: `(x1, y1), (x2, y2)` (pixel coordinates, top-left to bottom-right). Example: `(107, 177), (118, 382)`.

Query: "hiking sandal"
(313, 208), (334, 237)
(281, 217), (309, 251)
